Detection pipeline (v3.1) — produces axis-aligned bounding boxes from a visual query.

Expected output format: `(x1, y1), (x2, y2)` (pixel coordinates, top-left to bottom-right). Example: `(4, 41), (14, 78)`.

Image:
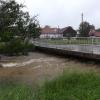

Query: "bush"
(0, 38), (35, 56)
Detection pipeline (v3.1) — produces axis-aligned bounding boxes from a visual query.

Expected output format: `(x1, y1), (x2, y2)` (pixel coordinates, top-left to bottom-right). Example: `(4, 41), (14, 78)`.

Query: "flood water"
(1, 52), (69, 68)
(0, 52), (99, 85)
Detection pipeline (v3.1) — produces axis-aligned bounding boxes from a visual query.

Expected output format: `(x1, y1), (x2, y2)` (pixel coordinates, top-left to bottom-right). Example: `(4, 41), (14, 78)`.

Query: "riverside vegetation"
(0, 0), (40, 56)
(0, 72), (100, 100)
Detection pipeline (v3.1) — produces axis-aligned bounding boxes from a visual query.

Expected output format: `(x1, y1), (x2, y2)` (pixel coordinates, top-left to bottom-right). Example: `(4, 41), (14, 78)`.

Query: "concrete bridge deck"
(33, 41), (100, 60)
(34, 41), (100, 54)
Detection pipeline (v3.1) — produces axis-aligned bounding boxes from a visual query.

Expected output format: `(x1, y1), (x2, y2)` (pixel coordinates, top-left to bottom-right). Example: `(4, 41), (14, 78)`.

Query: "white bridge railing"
(33, 37), (100, 55)
(34, 37), (100, 45)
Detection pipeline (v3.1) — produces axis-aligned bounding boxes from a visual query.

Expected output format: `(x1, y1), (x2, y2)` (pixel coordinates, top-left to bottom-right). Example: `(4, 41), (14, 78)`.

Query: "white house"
(40, 26), (63, 38)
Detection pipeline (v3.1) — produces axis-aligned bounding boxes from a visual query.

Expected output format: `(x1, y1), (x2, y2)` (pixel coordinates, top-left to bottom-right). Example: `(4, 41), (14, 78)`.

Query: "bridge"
(33, 37), (100, 60)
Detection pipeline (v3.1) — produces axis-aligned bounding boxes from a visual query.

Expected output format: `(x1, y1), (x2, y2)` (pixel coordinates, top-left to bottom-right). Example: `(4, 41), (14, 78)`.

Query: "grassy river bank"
(0, 52), (100, 100)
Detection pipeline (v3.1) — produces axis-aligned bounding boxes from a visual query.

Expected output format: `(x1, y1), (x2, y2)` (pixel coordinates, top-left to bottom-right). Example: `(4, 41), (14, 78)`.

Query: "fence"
(33, 37), (100, 55)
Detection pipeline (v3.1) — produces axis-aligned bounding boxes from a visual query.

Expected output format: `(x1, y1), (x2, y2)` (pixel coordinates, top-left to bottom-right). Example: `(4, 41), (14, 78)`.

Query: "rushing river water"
(0, 51), (99, 68)
(0, 52), (68, 68)
(0, 51), (99, 85)
(2, 58), (59, 67)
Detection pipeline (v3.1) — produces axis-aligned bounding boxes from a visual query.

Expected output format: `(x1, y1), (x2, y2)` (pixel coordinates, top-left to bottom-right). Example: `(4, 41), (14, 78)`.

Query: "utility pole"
(82, 13), (83, 23)
(81, 13), (84, 35)
(58, 25), (59, 33)
(57, 25), (60, 38)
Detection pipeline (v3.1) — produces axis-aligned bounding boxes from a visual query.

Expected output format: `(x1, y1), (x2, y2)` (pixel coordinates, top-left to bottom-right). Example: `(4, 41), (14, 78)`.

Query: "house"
(40, 26), (63, 38)
(89, 29), (100, 37)
(61, 26), (77, 38)
(40, 26), (77, 38)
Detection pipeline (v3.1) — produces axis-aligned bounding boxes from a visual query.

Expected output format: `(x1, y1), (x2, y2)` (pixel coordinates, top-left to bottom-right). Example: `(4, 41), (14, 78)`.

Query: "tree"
(0, 0), (41, 42)
(0, 0), (23, 42)
(27, 16), (41, 38)
(90, 24), (95, 30)
(79, 21), (94, 37)
(0, 0), (41, 55)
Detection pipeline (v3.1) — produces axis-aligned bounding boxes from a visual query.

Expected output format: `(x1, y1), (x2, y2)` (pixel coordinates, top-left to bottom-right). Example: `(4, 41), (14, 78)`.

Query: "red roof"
(41, 26), (62, 34)
(94, 32), (100, 37)
(41, 26), (76, 34)
(89, 30), (100, 37)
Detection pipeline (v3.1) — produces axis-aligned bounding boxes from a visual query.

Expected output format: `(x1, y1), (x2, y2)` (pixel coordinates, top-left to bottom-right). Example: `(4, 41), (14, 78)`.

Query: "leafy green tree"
(0, 0), (41, 42)
(0, 0), (23, 41)
(79, 21), (94, 37)
(27, 16), (41, 38)
(0, 0), (40, 55)
(15, 11), (30, 39)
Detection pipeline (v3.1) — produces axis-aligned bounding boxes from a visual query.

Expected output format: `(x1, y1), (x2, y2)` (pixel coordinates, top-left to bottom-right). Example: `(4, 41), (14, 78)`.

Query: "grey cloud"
(16, 0), (100, 29)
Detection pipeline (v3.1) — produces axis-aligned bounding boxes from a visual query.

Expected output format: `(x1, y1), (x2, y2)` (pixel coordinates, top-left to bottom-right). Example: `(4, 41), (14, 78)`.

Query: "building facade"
(40, 26), (77, 38)
(40, 26), (63, 38)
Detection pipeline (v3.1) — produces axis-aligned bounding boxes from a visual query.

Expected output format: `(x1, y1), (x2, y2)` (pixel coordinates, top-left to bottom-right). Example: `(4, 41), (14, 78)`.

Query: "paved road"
(33, 41), (100, 55)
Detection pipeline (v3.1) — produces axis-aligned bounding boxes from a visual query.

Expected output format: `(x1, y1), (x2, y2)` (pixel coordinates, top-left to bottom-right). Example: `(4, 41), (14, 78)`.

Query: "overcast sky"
(16, 0), (100, 29)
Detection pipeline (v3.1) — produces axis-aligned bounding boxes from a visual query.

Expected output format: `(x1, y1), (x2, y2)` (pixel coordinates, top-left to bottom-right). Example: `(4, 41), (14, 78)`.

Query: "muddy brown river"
(0, 52), (99, 85)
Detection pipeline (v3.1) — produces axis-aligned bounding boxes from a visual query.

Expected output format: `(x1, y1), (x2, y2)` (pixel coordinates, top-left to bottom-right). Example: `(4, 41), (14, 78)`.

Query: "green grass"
(1, 72), (100, 100)
(34, 72), (100, 100)
(40, 38), (100, 45)
(0, 83), (34, 100)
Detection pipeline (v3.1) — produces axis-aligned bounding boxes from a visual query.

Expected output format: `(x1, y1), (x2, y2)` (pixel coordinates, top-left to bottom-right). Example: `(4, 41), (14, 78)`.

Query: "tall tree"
(0, 0), (41, 42)
(27, 16), (41, 38)
(79, 21), (94, 37)
(0, 0), (24, 41)
(0, 0), (41, 55)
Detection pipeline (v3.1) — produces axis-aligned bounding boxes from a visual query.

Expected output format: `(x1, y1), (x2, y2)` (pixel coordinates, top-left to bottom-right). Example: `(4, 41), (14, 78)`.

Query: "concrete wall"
(35, 46), (100, 61)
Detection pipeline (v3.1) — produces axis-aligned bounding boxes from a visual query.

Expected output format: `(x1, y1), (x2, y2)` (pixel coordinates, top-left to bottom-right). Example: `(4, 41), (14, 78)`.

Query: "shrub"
(0, 38), (35, 56)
